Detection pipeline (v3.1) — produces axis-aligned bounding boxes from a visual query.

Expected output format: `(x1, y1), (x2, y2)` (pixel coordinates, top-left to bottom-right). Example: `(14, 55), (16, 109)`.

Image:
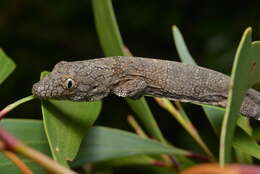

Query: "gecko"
(32, 56), (260, 120)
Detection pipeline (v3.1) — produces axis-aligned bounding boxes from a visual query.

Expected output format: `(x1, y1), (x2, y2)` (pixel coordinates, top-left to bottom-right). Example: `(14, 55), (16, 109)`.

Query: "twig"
(2, 150), (33, 174)
(155, 97), (215, 161)
(0, 96), (35, 120)
(127, 115), (180, 169)
(127, 115), (148, 138)
(0, 128), (77, 174)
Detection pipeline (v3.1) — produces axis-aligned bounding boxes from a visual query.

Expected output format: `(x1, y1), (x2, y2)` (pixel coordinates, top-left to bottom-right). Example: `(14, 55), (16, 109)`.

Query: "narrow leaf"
(172, 25), (196, 65)
(155, 98), (215, 161)
(172, 26), (254, 164)
(201, 105), (252, 137)
(92, 0), (124, 57)
(233, 127), (260, 160)
(91, 0), (166, 143)
(0, 48), (16, 84)
(171, 26), (216, 159)
(202, 105), (224, 136)
(219, 28), (260, 164)
(40, 72), (102, 166)
(126, 99), (166, 143)
(172, 25), (224, 136)
(72, 126), (189, 166)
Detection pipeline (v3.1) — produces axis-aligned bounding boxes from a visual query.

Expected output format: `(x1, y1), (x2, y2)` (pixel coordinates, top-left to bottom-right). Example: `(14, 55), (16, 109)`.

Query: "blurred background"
(1, 0), (260, 158)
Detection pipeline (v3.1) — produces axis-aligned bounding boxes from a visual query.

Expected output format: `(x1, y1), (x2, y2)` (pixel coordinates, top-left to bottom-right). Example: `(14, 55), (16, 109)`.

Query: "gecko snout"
(32, 78), (69, 100)
(32, 81), (53, 99)
(32, 82), (44, 98)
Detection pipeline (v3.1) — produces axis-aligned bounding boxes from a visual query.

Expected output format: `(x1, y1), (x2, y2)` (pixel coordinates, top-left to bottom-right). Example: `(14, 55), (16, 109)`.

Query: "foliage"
(0, 0), (260, 174)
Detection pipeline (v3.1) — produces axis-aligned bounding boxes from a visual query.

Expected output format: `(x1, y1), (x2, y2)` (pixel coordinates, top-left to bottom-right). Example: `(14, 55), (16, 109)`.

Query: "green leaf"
(234, 118), (253, 164)
(233, 128), (260, 160)
(71, 126), (189, 167)
(219, 27), (260, 164)
(41, 72), (102, 166)
(172, 25), (254, 163)
(91, 0), (166, 143)
(92, 0), (124, 57)
(126, 99), (166, 143)
(201, 105), (252, 137)
(236, 116), (252, 135)
(234, 149), (253, 164)
(0, 48), (16, 84)
(251, 41), (260, 82)
(172, 25), (196, 65)
(171, 25), (218, 160)
(0, 119), (51, 174)
(202, 105), (224, 136)
(94, 155), (194, 171)
(95, 155), (158, 168)
(172, 25), (225, 137)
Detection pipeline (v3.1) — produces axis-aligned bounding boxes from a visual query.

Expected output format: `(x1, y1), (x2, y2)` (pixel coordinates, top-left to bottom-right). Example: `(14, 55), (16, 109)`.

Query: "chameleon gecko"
(32, 56), (260, 120)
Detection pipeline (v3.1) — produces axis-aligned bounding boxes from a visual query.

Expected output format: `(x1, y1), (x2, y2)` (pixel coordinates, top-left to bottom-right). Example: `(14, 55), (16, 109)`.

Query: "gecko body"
(32, 56), (260, 120)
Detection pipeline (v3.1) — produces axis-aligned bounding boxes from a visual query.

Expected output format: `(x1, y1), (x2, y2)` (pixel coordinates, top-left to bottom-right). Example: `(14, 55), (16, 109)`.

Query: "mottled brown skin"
(32, 56), (260, 120)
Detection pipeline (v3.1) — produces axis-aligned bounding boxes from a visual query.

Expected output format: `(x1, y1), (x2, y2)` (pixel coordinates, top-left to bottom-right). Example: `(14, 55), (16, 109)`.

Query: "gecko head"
(32, 60), (110, 101)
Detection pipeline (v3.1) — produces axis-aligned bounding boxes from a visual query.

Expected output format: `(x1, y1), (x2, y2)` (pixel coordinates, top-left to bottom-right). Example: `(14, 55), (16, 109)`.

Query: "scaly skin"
(32, 56), (260, 120)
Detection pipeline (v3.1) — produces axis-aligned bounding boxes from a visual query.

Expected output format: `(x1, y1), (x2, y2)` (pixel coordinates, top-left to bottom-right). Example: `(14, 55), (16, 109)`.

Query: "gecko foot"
(113, 79), (147, 99)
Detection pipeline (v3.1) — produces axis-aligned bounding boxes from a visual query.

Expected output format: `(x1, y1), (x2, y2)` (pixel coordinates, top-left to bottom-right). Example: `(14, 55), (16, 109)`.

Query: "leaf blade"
(172, 25), (224, 136)
(219, 28), (255, 164)
(72, 126), (189, 166)
(172, 25), (196, 65)
(233, 128), (260, 160)
(91, 0), (166, 143)
(40, 72), (102, 166)
(0, 48), (16, 84)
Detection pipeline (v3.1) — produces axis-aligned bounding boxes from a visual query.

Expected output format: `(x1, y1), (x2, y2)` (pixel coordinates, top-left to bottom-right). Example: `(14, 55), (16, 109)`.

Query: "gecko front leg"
(113, 79), (147, 99)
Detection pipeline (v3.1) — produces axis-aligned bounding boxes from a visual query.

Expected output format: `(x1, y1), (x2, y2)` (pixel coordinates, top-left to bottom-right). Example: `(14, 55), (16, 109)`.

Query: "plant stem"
(0, 128), (77, 174)
(92, 0), (167, 144)
(127, 115), (180, 168)
(17, 145), (77, 174)
(155, 97), (216, 161)
(127, 115), (148, 138)
(0, 95), (35, 119)
(2, 150), (33, 174)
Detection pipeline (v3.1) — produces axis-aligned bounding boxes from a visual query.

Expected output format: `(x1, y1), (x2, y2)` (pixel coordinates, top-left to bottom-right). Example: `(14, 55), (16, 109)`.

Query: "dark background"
(1, 0), (260, 155)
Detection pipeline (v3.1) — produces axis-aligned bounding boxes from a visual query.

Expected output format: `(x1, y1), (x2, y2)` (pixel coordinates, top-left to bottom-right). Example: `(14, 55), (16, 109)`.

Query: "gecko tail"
(246, 88), (260, 104)
(240, 96), (260, 121)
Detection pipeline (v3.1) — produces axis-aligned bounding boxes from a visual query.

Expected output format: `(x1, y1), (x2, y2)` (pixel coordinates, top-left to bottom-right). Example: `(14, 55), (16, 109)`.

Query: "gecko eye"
(65, 78), (74, 89)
